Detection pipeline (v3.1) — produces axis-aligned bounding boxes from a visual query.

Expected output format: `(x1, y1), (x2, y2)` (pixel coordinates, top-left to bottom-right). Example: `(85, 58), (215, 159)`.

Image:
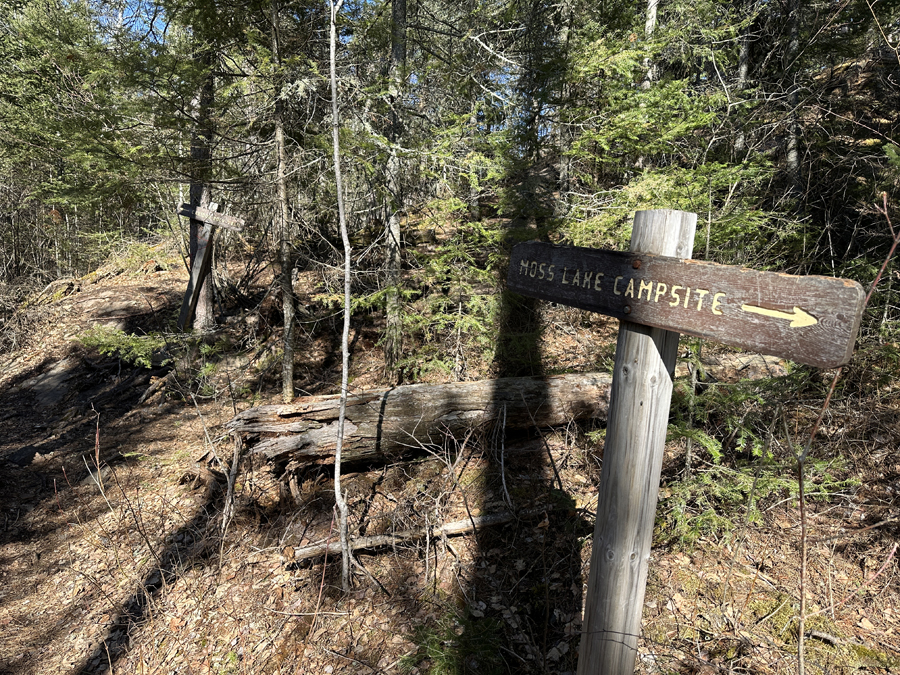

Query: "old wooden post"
(577, 209), (695, 674)
(177, 203), (244, 331)
(506, 208), (865, 674)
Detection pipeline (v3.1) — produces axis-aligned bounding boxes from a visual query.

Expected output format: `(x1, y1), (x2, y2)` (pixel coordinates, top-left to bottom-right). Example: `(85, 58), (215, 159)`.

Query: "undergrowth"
(657, 458), (859, 548)
(79, 326), (169, 369)
(400, 610), (505, 675)
(400, 220), (514, 380)
(78, 326), (234, 400)
(661, 362), (862, 548)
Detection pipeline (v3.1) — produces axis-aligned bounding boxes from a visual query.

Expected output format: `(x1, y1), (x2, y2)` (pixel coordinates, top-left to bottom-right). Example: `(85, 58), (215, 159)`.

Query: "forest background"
(2, 0), (900, 673)
(3, 0), (899, 381)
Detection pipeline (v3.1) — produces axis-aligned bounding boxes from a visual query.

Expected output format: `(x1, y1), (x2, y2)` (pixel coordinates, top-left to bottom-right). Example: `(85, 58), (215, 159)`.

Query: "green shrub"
(657, 459), (859, 548)
(400, 610), (505, 675)
(400, 221), (508, 380)
(78, 326), (168, 369)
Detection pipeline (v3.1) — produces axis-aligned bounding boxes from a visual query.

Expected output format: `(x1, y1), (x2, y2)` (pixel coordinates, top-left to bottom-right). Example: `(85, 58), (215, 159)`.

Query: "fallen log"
(227, 373), (612, 466)
(287, 507), (551, 562)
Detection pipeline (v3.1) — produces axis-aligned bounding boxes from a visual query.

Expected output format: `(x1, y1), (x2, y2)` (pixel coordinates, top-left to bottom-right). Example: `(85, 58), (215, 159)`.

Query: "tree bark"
(383, 0), (407, 379)
(189, 49), (215, 333)
(272, 0), (295, 403)
(785, 0), (801, 199)
(734, 1), (754, 155)
(228, 373), (612, 465)
(641, 0), (659, 89)
(554, 0), (574, 218)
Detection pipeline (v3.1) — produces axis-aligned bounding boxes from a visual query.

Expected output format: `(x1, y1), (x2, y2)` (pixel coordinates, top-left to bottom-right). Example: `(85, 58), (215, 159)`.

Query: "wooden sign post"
(177, 203), (244, 331)
(506, 210), (865, 675)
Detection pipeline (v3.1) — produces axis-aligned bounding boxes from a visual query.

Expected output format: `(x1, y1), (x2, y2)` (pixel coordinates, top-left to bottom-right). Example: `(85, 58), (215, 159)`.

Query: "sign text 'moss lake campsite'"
(508, 241), (865, 368)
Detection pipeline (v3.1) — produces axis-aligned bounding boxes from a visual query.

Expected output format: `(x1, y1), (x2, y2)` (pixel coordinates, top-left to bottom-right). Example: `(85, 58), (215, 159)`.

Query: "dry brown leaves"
(1, 243), (900, 675)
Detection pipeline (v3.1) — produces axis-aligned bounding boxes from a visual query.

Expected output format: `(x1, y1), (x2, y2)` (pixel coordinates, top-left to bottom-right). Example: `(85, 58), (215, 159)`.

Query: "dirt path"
(1, 246), (899, 674)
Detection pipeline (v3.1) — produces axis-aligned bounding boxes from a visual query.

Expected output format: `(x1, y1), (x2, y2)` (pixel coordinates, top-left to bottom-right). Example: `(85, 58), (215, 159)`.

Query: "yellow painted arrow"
(740, 304), (818, 328)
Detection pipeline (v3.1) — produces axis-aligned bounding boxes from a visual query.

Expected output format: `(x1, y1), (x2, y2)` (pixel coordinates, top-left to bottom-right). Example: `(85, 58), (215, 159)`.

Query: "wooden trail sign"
(177, 203), (245, 331)
(504, 210), (866, 675)
(508, 242), (864, 368)
(177, 204), (245, 232)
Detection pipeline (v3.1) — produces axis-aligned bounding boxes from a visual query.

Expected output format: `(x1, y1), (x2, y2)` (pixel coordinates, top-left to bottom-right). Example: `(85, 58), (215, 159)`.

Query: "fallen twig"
(290, 507), (552, 562)
(811, 517), (900, 544)
(807, 542), (898, 618)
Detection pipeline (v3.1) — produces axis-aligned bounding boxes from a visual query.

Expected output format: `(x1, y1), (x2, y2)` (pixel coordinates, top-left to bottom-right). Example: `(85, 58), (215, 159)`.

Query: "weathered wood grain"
(177, 221), (214, 331)
(577, 209), (697, 675)
(228, 373), (612, 465)
(178, 204), (245, 231)
(508, 241), (865, 367)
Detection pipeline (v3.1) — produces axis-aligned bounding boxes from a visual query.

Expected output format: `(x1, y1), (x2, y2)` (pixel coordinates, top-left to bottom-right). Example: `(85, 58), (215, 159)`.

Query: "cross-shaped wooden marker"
(177, 203), (245, 331)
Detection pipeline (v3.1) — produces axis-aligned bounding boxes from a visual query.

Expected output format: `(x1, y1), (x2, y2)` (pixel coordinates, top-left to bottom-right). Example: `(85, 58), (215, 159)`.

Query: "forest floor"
(1, 237), (900, 675)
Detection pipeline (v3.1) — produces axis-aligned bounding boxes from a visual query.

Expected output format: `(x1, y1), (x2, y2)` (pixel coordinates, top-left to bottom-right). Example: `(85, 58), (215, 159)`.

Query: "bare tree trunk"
(554, 0), (574, 218)
(384, 162), (402, 376)
(272, 0), (295, 403)
(641, 0), (659, 89)
(467, 112), (481, 222)
(383, 0), (407, 380)
(329, 0), (352, 592)
(190, 50), (215, 333)
(785, 0), (801, 200)
(734, 4), (752, 154)
(636, 0), (658, 170)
